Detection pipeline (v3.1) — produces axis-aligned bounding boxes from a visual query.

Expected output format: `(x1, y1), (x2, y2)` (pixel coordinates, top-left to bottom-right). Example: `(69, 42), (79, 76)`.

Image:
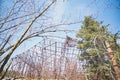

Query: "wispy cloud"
(51, 0), (66, 23)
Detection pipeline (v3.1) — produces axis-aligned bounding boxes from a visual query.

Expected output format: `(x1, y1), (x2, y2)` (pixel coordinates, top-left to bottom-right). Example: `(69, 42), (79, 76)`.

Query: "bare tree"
(0, 0), (80, 79)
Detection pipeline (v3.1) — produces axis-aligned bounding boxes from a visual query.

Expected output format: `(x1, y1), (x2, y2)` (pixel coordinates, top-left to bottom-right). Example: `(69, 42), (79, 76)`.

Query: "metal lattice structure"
(9, 37), (85, 80)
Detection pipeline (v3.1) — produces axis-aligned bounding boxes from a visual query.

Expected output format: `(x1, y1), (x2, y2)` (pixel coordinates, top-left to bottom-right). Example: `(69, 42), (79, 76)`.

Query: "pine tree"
(76, 16), (120, 80)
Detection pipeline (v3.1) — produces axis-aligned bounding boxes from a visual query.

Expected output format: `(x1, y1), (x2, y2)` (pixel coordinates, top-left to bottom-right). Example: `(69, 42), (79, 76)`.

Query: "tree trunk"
(105, 41), (120, 80)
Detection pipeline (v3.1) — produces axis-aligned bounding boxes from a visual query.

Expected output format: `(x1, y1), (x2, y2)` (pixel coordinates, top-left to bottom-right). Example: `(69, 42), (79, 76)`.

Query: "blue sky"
(65, 0), (120, 33)
(1, 0), (120, 56)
